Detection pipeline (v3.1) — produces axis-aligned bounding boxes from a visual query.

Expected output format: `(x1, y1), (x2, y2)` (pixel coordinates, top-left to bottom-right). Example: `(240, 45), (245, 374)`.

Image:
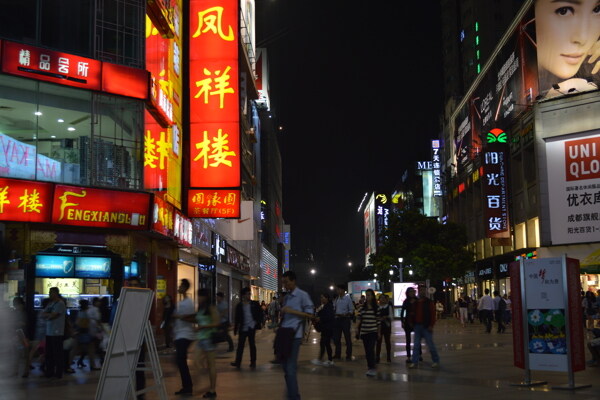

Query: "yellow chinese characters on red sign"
(188, 0), (239, 194)
(0, 178), (53, 223)
(188, 189), (240, 218)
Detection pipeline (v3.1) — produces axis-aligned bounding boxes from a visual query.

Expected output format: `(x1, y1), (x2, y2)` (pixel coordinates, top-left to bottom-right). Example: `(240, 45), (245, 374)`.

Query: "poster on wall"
(546, 133), (600, 245)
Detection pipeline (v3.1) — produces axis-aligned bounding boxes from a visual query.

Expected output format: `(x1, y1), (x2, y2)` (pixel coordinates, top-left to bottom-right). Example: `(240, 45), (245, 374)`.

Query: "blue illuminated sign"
(75, 257), (112, 278)
(36, 255), (75, 278)
(124, 261), (138, 279)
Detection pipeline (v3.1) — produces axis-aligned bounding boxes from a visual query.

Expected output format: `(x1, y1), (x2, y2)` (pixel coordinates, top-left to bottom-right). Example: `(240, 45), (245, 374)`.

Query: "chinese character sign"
(0, 178), (53, 223)
(188, 0), (240, 192)
(546, 134), (600, 245)
(431, 140), (442, 197)
(1, 41), (101, 90)
(482, 133), (510, 239)
(188, 189), (240, 218)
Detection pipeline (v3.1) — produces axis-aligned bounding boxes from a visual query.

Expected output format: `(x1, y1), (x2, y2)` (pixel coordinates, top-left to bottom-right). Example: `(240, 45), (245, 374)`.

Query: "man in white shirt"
(333, 283), (354, 361)
(478, 289), (494, 333)
(172, 279), (196, 395)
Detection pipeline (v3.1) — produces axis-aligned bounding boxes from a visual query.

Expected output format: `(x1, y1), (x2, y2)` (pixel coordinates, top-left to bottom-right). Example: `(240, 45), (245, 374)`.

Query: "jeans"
(411, 324), (439, 364)
(361, 332), (377, 369)
(282, 338), (302, 400)
(235, 328), (256, 365)
(45, 335), (64, 378)
(333, 317), (352, 359)
(376, 324), (391, 361)
(481, 310), (493, 332)
(495, 310), (505, 333)
(403, 328), (413, 359)
(319, 329), (333, 361)
(174, 338), (193, 390)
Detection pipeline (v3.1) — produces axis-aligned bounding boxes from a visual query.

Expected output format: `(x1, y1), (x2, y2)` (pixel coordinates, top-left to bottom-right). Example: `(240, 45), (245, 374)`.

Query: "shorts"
(196, 338), (216, 352)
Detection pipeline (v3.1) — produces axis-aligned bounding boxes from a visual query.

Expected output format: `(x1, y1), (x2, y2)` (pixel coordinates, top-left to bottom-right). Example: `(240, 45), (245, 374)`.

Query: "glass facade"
(0, 74), (143, 189)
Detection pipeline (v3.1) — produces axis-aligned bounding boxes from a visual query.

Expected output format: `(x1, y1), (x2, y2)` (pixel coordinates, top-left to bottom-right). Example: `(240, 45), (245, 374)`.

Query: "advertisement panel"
(0, 133), (62, 181)
(511, 257), (585, 373)
(375, 193), (389, 249)
(534, 1), (600, 99)
(75, 257), (112, 278)
(187, 0), (241, 214)
(187, 189), (240, 218)
(364, 193), (376, 266)
(52, 185), (150, 229)
(0, 178), (53, 223)
(546, 133), (600, 245)
(35, 255), (75, 278)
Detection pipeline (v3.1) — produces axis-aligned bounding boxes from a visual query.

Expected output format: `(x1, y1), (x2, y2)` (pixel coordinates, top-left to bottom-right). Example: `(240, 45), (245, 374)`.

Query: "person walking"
(493, 291), (506, 333)
(357, 289), (380, 377)
(333, 283), (354, 361)
(172, 279), (196, 396)
(231, 287), (262, 369)
(41, 287), (66, 379)
(478, 289), (494, 333)
(311, 292), (335, 366)
(268, 295), (281, 329)
(408, 285), (440, 369)
(376, 294), (393, 363)
(215, 292), (235, 352)
(458, 293), (468, 327)
(400, 287), (421, 363)
(193, 289), (220, 399)
(161, 294), (175, 348)
(280, 270), (314, 400)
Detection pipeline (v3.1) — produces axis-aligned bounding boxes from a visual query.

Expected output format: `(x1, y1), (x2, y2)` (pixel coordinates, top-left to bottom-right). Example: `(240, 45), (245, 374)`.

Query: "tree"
(369, 209), (473, 282)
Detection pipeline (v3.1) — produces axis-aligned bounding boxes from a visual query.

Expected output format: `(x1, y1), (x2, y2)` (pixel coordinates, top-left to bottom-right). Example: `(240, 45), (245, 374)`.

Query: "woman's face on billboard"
(536, 0), (600, 79)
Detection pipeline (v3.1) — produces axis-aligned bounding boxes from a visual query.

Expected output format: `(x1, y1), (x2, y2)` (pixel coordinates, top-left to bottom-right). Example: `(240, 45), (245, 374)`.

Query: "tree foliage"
(369, 209), (473, 282)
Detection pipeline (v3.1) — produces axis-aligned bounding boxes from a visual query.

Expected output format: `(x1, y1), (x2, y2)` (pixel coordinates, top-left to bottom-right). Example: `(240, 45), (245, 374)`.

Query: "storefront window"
(0, 75), (143, 189)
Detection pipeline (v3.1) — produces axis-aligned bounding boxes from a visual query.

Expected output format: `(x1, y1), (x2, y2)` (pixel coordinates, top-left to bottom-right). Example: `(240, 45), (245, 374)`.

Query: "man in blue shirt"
(280, 271), (314, 400)
(333, 283), (355, 361)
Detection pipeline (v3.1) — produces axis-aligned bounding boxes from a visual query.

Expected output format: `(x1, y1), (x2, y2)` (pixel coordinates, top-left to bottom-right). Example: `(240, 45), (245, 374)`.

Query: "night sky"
(257, 1), (444, 286)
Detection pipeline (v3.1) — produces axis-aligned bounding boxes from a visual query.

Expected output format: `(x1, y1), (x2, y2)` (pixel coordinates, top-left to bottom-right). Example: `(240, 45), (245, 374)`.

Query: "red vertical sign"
(566, 257), (585, 372)
(188, 0), (241, 197)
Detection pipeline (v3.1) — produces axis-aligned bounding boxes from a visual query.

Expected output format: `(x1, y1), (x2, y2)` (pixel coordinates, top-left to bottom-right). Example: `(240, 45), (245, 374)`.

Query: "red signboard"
(144, 111), (170, 190)
(52, 185), (150, 230)
(174, 210), (192, 247)
(1, 41), (102, 90)
(566, 257), (585, 372)
(0, 178), (53, 223)
(102, 62), (149, 100)
(151, 194), (174, 237)
(188, 0), (240, 198)
(188, 189), (240, 218)
(564, 136), (600, 182)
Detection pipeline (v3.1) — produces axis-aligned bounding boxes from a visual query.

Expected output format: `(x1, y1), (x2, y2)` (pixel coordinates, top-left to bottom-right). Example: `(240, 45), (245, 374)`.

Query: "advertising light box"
(124, 260), (139, 279)
(35, 255), (75, 278)
(75, 257), (112, 278)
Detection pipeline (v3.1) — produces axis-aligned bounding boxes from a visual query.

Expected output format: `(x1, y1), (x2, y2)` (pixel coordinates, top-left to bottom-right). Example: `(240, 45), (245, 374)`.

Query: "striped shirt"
(358, 306), (380, 334)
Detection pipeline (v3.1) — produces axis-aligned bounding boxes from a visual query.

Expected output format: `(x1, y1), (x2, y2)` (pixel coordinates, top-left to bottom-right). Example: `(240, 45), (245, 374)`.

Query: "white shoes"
(366, 369), (377, 377)
(312, 359), (335, 367)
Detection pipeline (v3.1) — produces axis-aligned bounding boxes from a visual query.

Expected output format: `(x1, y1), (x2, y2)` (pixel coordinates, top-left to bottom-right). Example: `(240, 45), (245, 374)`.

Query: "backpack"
(498, 298), (507, 312)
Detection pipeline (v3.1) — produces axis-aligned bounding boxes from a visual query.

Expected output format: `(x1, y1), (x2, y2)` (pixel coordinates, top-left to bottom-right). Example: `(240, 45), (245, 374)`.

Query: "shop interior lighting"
(68, 127), (76, 131)
(34, 111), (42, 116)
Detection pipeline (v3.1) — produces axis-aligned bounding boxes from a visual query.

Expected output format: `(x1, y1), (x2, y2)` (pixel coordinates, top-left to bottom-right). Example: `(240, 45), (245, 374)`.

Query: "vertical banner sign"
(431, 140), (442, 197)
(188, 0), (241, 216)
(515, 257), (584, 372)
(509, 260), (525, 369)
(374, 194), (389, 249)
(482, 128), (510, 238)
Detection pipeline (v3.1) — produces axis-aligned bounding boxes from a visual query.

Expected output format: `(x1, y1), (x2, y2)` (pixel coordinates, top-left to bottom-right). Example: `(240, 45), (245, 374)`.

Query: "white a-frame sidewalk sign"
(509, 255), (589, 390)
(95, 288), (168, 400)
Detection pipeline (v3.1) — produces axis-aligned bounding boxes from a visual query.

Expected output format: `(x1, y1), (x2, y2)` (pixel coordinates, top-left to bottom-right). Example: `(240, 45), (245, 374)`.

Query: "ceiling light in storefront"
(57, 119), (65, 123)
(67, 127), (76, 131)
(51, 135), (56, 138)
(34, 111), (42, 116)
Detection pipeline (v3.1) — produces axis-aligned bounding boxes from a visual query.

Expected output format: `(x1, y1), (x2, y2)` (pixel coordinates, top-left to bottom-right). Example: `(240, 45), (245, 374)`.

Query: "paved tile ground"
(4, 317), (600, 399)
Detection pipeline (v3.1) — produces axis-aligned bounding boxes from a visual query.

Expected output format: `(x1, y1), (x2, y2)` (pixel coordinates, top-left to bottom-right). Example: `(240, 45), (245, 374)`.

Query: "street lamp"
(398, 257), (404, 283)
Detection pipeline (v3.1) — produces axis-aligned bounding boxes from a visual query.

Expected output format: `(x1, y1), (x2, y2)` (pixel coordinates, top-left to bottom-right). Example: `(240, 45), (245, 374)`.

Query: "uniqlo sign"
(1, 41), (101, 90)
(188, 0), (240, 195)
(482, 142), (510, 239)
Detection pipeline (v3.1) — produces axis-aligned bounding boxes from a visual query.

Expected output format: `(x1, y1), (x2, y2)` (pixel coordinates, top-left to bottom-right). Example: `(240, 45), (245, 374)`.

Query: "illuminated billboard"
(546, 133), (600, 245)
(187, 0), (241, 218)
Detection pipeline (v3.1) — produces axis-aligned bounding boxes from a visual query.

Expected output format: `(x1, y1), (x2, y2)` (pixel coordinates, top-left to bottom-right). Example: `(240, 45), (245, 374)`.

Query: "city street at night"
(9, 319), (600, 400)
